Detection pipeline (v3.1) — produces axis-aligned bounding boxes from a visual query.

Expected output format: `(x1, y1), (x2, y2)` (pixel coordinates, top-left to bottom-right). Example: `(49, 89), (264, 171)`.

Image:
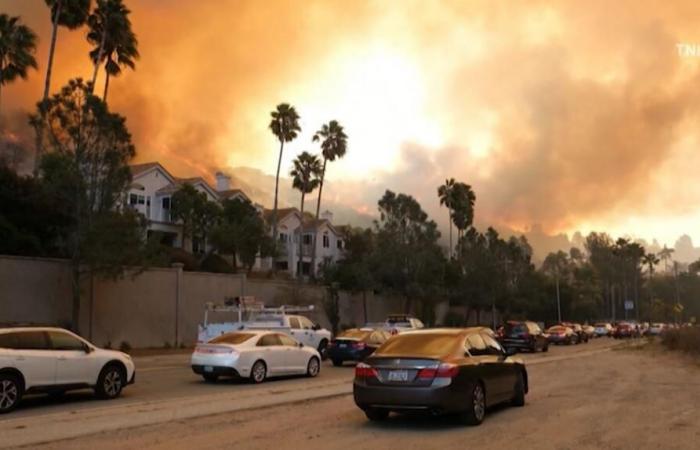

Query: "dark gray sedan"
(353, 328), (528, 425)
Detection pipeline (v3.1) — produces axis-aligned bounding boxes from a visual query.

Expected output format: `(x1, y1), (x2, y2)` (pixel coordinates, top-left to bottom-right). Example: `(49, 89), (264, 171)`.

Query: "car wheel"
(332, 358), (343, 367)
(0, 375), (22, 414)
(458, 382), (486, 426)
(364, 407), (389, 421)
(306, 357), (320, 377)
(95, 364), (125, 399)
(202, 374), (219, 383)
(511, 371), (526, 407)
(250, 360), (266, 384)
(543, 343), (549, 353)
(317, 340), (329, 361)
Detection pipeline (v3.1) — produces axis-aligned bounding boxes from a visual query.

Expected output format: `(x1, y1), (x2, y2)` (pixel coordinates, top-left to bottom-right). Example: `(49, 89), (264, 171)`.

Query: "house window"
(337, 239), (343, 250)
(303, 234), (312, 245)
(162, 197), (170, 209)
(322, 234), (329, 248)
(137, 195), (145, 205)
(279, 233), (287, 243)
(129, 193), (138, 206)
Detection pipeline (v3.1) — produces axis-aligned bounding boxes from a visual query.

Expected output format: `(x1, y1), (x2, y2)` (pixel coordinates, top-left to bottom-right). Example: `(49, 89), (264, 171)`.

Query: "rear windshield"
(338, 329), (371, 339)
(209, 333), (255, 345)
(547, 326), (566, 333)
(505, 323), (527, 333)
(375, 333), (458, 358)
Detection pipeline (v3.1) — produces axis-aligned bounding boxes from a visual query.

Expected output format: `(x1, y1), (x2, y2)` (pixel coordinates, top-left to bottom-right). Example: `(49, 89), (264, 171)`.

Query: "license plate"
(338, 344), (347, 348)
(388, 370), (408, 382)
(204, 366), (213, 373)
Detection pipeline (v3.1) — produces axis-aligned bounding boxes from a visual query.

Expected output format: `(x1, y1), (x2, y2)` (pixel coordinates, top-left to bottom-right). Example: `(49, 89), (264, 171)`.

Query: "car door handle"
(58, 356), (67, 361)
(15, 356), (25, 361)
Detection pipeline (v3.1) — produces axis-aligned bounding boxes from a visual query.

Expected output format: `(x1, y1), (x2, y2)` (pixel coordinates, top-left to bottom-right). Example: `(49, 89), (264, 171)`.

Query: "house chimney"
(321, 210), (333, 223)
(215, 171), (231, 191)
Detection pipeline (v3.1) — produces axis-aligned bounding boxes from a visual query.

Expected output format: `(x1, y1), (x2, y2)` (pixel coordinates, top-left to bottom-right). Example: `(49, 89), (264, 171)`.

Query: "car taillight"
(352, 342), (366, 350)
(417, 363), (458, 379)
(327, 340), (336, 348)
(355, 362), (378, 379)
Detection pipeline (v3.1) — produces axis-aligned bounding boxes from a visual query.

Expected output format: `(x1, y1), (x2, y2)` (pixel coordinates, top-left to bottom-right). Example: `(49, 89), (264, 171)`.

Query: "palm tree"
(642, 252), (659, 318)
(87, 0), (134, 95)
(451, 182), (476, 248)
(437, 178), (457, 258)
(658, 245), (674, 272)
(0, 14), (37, 115)
(43, 0), (90, 101)
(38, 0), (90, 171)
(290, 151), (321, 279)
(269, 103), (301, 248)
(310, 120), (347, 275)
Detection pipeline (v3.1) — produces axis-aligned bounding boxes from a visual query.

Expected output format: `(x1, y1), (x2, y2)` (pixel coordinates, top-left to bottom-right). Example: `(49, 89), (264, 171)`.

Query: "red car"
(613, 323), (638, 338)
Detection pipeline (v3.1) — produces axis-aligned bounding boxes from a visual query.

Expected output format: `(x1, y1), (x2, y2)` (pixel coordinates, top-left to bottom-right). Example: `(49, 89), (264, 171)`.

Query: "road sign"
(624, 301), (634, 311)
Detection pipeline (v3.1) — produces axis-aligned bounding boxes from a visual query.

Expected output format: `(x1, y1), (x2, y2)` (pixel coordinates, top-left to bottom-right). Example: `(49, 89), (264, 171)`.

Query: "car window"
(0, 333), (18, 349)
(278, 334), (298, 347)
(48, 331), (85, 351)
(465, 333), (487, 356)
(14, 331), (50, 350)
(375, 333), (460, 358)
(298, 317), (314, 329)
(257, 334), (282, 346)
(482, 334), (504, 355)
(210, 333), (255, 345)
(289, 317), (301, 329)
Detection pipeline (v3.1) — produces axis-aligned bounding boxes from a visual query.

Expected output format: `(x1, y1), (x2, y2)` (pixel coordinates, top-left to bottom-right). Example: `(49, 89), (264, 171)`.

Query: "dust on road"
(28, 344), (700, 450)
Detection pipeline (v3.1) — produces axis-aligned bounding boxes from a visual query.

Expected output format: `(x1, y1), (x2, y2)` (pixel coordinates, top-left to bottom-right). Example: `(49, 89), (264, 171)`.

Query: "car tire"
(202, 374), (219, 383)
(331, 359), (343, 367)
(511, 371), (526, 407)
(543, 343), (549, 352)
(364, 407), (389, 421)
(458, 382), (486, 426)
(95, 364), (125, 400)
(317, 340), (329, 361)
(0, 374), (22, 414)
(250, 360), (266, 384)
(306, 357), (320, 377)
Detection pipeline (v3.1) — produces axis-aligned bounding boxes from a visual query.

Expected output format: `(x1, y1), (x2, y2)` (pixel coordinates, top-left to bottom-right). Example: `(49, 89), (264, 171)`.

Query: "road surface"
(4, 338), (698, 449)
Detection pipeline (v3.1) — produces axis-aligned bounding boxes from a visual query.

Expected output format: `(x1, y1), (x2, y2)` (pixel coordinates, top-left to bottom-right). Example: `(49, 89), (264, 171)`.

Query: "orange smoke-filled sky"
(2, 0), (700, 250)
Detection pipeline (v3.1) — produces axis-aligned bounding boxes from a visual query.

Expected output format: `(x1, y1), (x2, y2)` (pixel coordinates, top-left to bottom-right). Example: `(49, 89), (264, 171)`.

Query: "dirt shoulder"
(26, 342), (700, 450)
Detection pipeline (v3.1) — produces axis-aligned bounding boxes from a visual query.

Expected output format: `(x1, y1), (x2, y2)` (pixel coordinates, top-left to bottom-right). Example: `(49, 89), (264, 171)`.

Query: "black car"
(327, 328), (392, 366)
(498, 321), (549, 353)
(561, 322), (588, 343)
(353, 328), (528, 426)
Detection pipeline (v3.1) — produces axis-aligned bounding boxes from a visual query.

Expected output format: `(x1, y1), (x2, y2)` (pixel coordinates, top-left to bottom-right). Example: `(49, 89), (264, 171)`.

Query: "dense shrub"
(200, 253), (234, 273)
(661, 327), (700, 355)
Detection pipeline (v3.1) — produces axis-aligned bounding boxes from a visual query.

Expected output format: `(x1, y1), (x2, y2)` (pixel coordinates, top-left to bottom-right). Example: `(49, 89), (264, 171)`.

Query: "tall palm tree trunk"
(447, 209), (452, 259)
(90, 30), (108, 91)
(43, 2), (61, 102)
(272, 141), (283, 258)
(103, 71), (110, 101)
(311, 158), (327, 278)
(36, 2), (62, 173)
(298, 192), (305, 281)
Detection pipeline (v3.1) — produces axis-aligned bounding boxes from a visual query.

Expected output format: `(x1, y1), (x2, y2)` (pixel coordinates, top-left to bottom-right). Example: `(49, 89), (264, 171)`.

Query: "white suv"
(0, 327), (135, 413)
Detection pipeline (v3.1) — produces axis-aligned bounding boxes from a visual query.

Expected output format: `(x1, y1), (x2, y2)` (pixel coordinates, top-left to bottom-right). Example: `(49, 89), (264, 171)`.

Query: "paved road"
(1, 338), (631, 448)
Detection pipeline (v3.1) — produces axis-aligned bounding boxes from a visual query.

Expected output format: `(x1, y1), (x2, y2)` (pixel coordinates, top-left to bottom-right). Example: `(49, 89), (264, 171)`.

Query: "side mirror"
(298, 342), (304, 348)
(312, 324), (321, 331)
(83, 344), (93, 354)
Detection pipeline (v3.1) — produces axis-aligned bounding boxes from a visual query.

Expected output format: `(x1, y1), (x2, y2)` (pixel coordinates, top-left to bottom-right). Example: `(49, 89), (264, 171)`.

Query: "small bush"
(200, 253), (234, 273)
(661, 327), (700, 355)
(119, 341), (132, 353)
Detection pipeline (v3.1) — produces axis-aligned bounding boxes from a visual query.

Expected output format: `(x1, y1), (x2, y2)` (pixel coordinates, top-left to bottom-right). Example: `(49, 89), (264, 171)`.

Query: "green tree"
(87, 0), (138, 100)
(269, 103), (301, 251)
(0, 14), (37, 115)
(310, 120), (347, 277)
(210, 198), (273, 272)
(450, 182), (476, 243)
(171, 183), (205, 252)
(31, 78), (143, 333)
(290, 151), (322, 278)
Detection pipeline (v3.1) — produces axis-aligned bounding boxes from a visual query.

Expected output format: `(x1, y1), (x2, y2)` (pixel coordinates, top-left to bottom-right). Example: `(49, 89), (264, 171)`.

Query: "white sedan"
(191, 331), (321, 383)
